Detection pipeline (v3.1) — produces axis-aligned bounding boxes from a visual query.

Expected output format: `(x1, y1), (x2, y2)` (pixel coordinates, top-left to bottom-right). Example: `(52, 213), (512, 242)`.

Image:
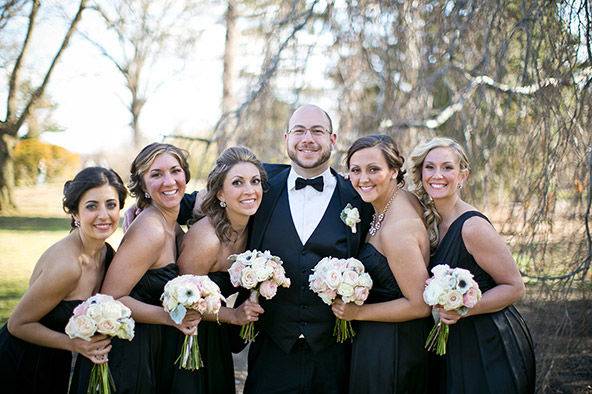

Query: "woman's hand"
(72, 334), (112, 364)
(173, 310), (201, 335)
(331, 299), (360, 321)
(435, 307), (465, 325)
(232, 300), (265, 325)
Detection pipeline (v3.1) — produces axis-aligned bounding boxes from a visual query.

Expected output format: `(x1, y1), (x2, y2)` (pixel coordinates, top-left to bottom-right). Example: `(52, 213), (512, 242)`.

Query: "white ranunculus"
(423, 281), (445, 306)
(431, 264), (450, 278)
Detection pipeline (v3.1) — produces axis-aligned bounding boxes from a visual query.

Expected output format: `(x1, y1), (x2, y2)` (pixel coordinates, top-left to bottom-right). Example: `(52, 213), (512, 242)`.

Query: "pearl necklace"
(368, 187), (399, 237)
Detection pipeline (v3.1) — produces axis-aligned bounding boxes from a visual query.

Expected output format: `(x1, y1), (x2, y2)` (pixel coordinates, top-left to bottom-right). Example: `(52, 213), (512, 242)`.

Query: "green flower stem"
(333, 318), (356, 343)
(175, 334), (203, 370)
(87, 362), (115, 394)
(425, 321), (450, 356)
(240, 290), (260, 343)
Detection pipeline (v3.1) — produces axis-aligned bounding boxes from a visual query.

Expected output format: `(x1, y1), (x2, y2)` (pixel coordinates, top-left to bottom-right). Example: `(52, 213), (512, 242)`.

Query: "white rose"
(116, 317), (135, 340)
(342, 270), (359, 286)
(252, 258), (273, 282)
(100, 301), (125, 320)
(346, 258), (365, 274)
(442, 290), (464, 311)
(86, 304), (103, 321)
(337, 282), (354, 298)
(65, 315), (96, 341)
(319, 292), (335, 305)
(325, 269), (342, 290)
(356, 273), (373, 289)
(240, 267), (258, 289)
(96, 318), (119, 336)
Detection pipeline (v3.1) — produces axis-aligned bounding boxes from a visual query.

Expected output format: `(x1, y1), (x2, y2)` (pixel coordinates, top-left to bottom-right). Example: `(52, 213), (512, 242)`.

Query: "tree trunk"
(0, 133), (17, 211)
(218, 0), (238, 155)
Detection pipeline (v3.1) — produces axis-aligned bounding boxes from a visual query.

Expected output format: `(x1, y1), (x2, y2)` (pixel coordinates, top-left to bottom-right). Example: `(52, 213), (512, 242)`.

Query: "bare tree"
(83, 0), (202, 148)
(0, 0), (87, 211)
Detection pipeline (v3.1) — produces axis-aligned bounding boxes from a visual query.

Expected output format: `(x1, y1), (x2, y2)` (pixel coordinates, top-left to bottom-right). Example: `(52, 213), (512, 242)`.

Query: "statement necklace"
(368, 187), (400, 237)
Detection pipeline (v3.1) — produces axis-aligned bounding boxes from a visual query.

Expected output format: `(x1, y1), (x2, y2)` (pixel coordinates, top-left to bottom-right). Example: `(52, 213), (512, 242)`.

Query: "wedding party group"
(0, 104), (535, 394)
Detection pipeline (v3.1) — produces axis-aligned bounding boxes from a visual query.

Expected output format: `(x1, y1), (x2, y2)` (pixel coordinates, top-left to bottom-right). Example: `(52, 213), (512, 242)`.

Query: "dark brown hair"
(346, 134), (406, 187)
(63, 167), (127, 228)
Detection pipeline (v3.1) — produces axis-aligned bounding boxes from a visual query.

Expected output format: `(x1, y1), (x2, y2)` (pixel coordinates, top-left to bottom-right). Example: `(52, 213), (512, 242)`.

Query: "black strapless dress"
(170, 271), (245, 393)
(0, 243), (114, 394)
(349, 243), (432, 394)
(430, 211), (536, 393)
(70, 262), (179, 394)
(0, 300), (81, 394)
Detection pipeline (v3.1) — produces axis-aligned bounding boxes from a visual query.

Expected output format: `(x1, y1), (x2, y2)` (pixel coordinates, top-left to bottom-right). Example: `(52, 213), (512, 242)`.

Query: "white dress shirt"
(287, 167), (337, 245)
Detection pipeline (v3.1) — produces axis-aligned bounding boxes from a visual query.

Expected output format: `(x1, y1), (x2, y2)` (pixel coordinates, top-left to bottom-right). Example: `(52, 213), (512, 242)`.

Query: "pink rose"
(354, 286), (369, 303)
(463, 287), (481, 308)
(325, 269), (341, 290)
(73, 302), (89, 317)
(259, 280), (278, 300)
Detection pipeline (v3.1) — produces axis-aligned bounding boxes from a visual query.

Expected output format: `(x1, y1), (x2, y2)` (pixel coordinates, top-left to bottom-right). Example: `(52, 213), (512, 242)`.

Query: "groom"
(242, 105), (372, 393)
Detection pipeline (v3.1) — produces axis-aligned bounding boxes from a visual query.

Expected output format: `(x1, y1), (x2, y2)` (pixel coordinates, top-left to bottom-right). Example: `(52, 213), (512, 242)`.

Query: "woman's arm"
(102, 217), (198, 335)
(332, 219), (431, 322)
(8, 245), (111, 363)
(438, 216), (525, 324)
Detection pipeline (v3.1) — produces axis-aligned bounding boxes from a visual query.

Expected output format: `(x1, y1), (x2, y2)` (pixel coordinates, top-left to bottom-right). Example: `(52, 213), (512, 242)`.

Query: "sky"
(2, 2), (228, 155)
(0, 1), (338, 157)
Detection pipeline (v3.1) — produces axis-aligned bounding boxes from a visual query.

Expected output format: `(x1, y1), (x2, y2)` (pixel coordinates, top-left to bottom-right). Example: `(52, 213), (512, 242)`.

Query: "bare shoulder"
(32, 235), (82, 286)
(380, 215), (428, 253)
(184, 217), (221, 251)
(462, 214), (495, 237)
(125, 211), (167, 245)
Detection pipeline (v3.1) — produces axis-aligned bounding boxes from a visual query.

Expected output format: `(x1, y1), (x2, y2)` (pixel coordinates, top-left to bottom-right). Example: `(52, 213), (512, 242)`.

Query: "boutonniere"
(340, 203), (361, 234)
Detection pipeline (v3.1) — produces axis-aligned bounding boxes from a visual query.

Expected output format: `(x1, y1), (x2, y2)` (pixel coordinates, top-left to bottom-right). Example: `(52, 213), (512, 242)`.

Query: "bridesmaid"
(176, 146), (266, 393)
(332, 134), (432, 393)
(70, 143), (200, 394)
(409, 137), (535, 393)
(0, 167), (126, 393)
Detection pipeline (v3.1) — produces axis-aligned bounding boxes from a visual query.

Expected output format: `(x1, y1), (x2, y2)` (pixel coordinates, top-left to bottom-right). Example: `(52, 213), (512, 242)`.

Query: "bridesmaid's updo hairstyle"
(194, 146), (266, 243)
(63, 167), (127, 229)
(345, 134), (406, 187)
(128, 143), (191, 209)
(408, 137), (470, 251)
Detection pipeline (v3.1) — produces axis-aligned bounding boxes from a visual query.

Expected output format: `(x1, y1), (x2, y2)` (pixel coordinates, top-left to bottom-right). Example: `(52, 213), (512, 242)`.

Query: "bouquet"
(309, 257), (372, 343)
(228, 250), (291, 342)
(65, 294), (135, 394)
(161, 275), (225, 370)
(423, 264), (482, 355)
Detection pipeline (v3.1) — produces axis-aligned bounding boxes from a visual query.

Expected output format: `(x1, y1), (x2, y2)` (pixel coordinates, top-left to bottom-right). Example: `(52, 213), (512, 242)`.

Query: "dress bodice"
(358, 242), (402, 303)
(430, 211), (497, 293)
(130, 263), (179, 305)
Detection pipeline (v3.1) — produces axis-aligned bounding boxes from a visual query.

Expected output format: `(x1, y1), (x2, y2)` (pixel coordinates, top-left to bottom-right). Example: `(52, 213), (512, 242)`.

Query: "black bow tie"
(295, 176), (324, 192)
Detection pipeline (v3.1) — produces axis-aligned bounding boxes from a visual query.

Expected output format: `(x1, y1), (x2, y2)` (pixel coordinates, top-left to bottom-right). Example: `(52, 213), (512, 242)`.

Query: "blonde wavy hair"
(408, 137), (470, 251)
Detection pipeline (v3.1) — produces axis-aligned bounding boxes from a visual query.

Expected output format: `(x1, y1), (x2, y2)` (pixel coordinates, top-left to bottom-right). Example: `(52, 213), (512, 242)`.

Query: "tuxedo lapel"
(249, 167), (290, 250)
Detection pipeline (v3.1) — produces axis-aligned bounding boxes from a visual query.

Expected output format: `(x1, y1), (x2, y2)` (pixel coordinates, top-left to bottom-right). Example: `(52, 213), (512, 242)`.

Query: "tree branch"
(6, 0), (39, 125)
(13, 0), (88, 134)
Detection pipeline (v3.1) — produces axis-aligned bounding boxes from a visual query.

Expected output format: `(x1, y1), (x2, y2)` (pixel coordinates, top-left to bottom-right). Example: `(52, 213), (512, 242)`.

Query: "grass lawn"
(0, 183), (124, 324)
